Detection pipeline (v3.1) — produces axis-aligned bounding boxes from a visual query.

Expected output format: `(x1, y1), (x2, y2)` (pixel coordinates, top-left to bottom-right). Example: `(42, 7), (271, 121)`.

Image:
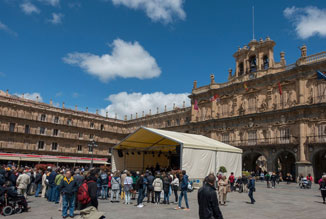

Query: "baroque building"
(1, 37), (326, 181)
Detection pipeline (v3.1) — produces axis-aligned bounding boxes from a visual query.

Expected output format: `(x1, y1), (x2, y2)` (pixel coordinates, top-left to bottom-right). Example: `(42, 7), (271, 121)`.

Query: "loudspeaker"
(118, 150), (123, 157)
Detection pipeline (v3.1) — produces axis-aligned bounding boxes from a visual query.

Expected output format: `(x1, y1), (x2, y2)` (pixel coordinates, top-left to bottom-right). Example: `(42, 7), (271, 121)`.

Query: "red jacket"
(108, 175), (112, 188)
(229, 175), (235, 183)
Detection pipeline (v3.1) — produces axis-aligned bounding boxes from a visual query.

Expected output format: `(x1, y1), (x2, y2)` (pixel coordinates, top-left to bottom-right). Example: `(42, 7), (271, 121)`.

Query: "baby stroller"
(299, 178), (311, 189)
(0, 187), (28, 216)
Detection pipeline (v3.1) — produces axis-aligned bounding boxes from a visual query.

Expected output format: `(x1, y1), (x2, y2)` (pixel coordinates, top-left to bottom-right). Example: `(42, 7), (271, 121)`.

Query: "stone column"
(296, 121), (313, 178)
(299, 121), (307, 162)
(297, 79), (306, 105)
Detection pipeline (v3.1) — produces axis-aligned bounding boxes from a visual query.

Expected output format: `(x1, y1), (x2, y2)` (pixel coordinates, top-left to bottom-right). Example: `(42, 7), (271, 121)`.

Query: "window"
(40, 127), (45, 135)
(317, 83), (326, 102)
(9, 123), (15, 132)
(318, 124), (326, 142)
(176, 119), (180, 126)
(54, 116), (59, 124)
(238, 62), (244, 75)
(263, 55), (269, 69)
(248, 97), (256, 112)
(52, 142), (58, 151)
(88, 146), (93, 152)
(90, 122), (94, 128)
(67, 119), (72, 125)
(25, 125), (30, 134)
(53, 129), (59, 136)
(78, 132), (83, 139)
(40, 114), (46, 121)
(89, 134), (94, 140)
(249, 56), (257, 72)
(166, 120), (171, 127)
(38, 141), (44, 150)
(77, 145), (82, 152)
(222, 103), (228, 116)
(100, 124), (104, 131)
(248, 130), (257, 145)
(280, 128), (290, 143)
(222, 133), (229, 143)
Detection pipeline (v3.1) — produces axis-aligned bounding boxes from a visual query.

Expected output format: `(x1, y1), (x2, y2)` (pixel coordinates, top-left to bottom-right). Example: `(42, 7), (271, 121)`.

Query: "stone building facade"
(1, 38), (326, 181)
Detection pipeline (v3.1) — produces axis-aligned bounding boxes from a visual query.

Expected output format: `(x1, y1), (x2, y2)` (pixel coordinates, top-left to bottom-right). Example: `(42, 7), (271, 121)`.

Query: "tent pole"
(180, 143), (183, 170)
(215, 151), (217, 175)
(142, 152), (145, 171)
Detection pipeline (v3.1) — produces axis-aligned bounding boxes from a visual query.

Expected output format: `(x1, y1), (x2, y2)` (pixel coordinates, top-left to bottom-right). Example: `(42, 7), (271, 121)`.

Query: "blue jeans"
(178, 190), (189, 208)
(164, 191), (169, 203)
(54, 185), (60, 203)
(137, 188), (144, 205)
(248, 189), (255, 203)
(35, 183), (41, 197)
(62, 193), (75, 217)
(101, 185), (108, 199)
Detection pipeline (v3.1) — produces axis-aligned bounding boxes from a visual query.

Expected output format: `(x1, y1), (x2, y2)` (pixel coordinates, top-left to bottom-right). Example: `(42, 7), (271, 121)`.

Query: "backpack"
(77, 180), (94, 205)
(154, 179), (162, 188)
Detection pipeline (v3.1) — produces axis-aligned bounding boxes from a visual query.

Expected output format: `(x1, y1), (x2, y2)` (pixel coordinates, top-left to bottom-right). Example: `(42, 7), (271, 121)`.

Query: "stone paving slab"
(5, 182), (326, 219)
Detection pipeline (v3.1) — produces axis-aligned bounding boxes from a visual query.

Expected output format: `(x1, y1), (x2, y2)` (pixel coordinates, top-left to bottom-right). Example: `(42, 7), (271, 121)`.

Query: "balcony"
(307, 135), (326, 144)
(224, 136), (298, 147)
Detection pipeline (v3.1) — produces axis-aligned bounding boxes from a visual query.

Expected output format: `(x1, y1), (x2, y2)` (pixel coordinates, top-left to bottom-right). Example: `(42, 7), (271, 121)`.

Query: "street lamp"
(88, 140), (98, 169)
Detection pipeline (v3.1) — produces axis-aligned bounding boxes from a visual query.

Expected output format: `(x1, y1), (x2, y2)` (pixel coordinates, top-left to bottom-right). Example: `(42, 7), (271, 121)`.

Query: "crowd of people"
(1, 162), (326, 219)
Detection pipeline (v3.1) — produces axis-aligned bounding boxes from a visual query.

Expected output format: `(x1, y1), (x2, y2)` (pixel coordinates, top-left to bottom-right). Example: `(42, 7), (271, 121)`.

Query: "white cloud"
(14, 92), (43, 102)
(48, 13), (64, 24)
(0, 21), (18, 36)
(111, 0), (186, 23)
(38, 0), (60, 7)
(284, 6), (326, 39)
(20, 2), (40, 15)
(101, 91), (190, 119)
(63, 38), (161, 82)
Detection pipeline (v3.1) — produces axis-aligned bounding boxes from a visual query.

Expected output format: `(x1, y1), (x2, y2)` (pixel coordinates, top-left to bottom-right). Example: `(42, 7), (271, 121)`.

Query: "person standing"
(320, 175), (326, 204)
(248, 176), (256, 204)
(120, 170), (127, 201)
(34, 169), (43, 197)
(271, 172), (277, 189)
(162, 172), (171, 204)
(54, 169), (64, 204)
(146, 172), (155, 203)
(218, 176), (228, 205)
(136, 172), (145, 208)
(176, 170), (190, 210)
(80, 169), (99, 210)
(41, 170), (48, 198)
(265, 172), (271, 188)
(153, 174), (163, 204)
(307, 174), (313, 188)
(99, 170), (109, 200)
(198, 174), (223, 219)
(16, 169), (30, 199)
(47, 168), (57, 202)
(171, 173), (179, 203)
(59, 170), (78, 218)
(124, 172), (133, 205)
(111, 172), (121, 202)
(228, 172), (235, 192)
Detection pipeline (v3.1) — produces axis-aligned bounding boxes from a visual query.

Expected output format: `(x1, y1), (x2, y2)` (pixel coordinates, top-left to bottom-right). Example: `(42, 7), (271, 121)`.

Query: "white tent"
(112, 127), (242, 180)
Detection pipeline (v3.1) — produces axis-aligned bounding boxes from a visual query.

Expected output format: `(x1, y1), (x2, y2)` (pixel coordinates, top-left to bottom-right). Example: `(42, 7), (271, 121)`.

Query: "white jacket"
(152, 178), (163, 192)
(16, 173), (30, 190)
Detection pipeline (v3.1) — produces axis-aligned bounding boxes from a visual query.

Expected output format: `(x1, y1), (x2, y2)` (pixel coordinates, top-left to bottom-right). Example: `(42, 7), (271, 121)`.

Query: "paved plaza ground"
(6, 182), (326, 219)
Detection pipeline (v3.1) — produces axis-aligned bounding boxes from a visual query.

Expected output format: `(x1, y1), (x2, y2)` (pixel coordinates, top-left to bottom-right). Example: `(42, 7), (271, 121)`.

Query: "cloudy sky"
(1, 0), (326, 119)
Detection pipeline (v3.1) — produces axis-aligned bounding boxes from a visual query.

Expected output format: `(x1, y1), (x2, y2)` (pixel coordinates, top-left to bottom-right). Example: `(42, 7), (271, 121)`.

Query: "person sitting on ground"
(198, 174), (223, 219)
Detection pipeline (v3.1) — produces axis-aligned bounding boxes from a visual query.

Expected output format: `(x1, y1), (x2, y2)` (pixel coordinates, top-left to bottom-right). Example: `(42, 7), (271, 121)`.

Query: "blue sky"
(1, 0), (326, 119)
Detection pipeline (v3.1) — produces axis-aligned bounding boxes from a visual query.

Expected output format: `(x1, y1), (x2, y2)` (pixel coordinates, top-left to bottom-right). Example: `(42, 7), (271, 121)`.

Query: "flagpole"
(252, 6), (255, 40)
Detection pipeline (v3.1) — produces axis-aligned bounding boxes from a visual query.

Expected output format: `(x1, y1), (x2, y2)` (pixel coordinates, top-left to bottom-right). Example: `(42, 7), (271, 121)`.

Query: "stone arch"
(312, 149), (326, 183)
(242, 151), (268, 173)
(274, 150), (296, 180)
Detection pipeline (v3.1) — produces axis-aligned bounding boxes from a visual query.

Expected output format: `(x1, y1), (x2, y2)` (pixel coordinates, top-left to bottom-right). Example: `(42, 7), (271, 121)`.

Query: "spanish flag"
(210, 94), (219, 102)
(244, 83), (249, 91)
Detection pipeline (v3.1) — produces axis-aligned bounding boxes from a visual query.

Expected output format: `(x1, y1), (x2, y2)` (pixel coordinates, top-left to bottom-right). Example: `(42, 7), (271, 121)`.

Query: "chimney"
(142, 111), (144, 117)
(50, 99), (53, 106)
(130, 114), (133, 120)
(183, 101), (185, 108)
(115, 113), (117, 119)
(149, 109), (151, 116)
(124, 115), (127, 121)
(6, 89), (8, 96)
(96, 109), (99, 115)
(75, 105), (78, 111)
(136, 112), (138, 119)
(62, 102), (64, 109)
(106, 112), (108, 118)
(86, 107), (88, 113)
(164, 105), (167, 112)
(173, 103), (176, 110)
(157, 107), (159, 114)
(22, 93), (24, 98)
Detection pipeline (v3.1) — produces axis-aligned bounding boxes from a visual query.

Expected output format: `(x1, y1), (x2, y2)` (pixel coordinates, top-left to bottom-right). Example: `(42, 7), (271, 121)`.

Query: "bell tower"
(233, 37), (276, 77)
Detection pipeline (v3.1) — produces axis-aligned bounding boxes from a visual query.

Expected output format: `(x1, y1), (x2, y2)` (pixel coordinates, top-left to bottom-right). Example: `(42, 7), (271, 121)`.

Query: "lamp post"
(88, 140), (98, 169)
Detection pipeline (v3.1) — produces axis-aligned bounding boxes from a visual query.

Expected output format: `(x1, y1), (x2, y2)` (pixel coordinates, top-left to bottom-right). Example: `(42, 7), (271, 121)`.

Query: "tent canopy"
(114, 127), (242, 153)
